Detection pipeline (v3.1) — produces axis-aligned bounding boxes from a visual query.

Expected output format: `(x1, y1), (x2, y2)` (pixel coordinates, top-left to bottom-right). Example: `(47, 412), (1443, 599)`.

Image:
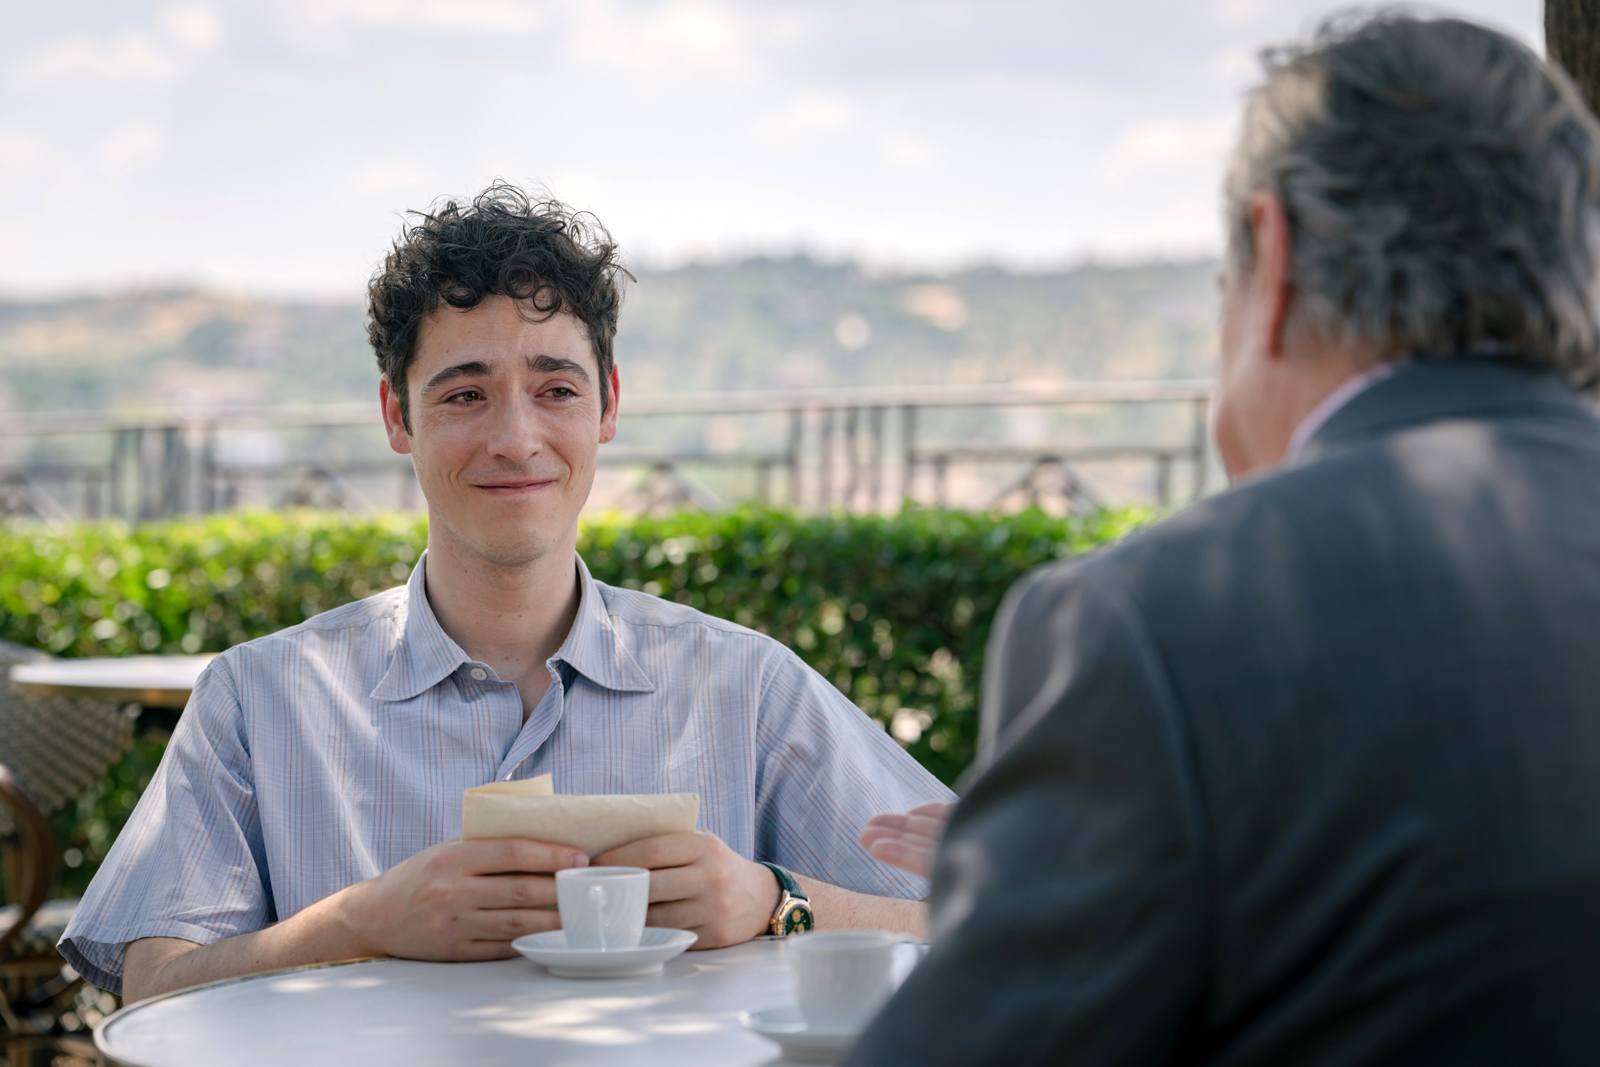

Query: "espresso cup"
(786, 930), (903, 1031)
(555, 866), (649, 950)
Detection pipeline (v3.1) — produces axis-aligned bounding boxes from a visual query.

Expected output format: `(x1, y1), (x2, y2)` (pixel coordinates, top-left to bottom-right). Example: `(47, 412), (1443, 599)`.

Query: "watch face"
(781, 900), (815, 935)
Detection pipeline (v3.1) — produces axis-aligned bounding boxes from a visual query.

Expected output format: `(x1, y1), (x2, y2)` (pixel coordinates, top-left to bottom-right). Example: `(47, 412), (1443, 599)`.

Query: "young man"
(854, 13), (1600, 1065)
(60, 186), (953, 1001)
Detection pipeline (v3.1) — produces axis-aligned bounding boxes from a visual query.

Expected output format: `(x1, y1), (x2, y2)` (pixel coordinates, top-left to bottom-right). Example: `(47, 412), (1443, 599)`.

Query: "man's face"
(1211, 189), (1297, 480)
(380, 294), (619, 570)
(1212, 250), (1266, 479)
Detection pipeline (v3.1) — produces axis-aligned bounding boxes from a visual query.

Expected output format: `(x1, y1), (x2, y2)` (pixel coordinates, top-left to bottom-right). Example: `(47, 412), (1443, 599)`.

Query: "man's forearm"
(124, 881), (373, 1003)
(796, 876), (927, 940)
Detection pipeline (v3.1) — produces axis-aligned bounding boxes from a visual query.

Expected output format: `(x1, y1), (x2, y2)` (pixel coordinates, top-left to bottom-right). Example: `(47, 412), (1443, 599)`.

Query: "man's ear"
(379, 377), (412, 455)
(1248, 189), (1296, 361)
(599, 365), (621, 445)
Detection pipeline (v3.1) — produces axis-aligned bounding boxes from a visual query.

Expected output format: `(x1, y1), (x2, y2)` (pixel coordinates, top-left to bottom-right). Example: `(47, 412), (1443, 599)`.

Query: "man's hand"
(341, 837), (590, 961)
(859, 802), (954, 878)
(594, 831), (776, 949)
(120, 837), (590, 1003)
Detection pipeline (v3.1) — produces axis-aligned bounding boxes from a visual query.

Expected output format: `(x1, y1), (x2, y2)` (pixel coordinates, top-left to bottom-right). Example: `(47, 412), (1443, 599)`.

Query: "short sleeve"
(58, 653), (273, 995)
(753, 649), (956, 899)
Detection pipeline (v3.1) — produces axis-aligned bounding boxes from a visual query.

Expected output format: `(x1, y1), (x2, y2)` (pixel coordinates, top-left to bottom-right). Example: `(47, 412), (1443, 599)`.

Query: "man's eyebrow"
(421, 361), (492, 393)
(527, 354), (592, 382)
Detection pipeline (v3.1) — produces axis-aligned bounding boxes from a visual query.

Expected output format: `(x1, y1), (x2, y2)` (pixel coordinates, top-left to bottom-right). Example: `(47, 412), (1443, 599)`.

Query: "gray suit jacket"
(850, 361), (1600, 1066)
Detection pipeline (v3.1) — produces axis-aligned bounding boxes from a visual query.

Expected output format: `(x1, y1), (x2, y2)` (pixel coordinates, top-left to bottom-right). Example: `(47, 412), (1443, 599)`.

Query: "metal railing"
(0, 380), (1214, 521)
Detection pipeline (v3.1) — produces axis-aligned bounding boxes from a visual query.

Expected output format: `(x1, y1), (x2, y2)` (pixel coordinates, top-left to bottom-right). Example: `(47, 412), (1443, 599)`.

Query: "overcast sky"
(0, 0), (1542, 298)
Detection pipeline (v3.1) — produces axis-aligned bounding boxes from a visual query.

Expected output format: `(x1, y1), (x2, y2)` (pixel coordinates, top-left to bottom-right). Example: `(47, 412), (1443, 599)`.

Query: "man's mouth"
(473, 477), (559, 495)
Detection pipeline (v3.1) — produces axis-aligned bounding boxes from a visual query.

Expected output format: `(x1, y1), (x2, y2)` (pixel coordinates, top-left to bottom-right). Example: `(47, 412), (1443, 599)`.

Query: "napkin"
(461, 774), (701, 856)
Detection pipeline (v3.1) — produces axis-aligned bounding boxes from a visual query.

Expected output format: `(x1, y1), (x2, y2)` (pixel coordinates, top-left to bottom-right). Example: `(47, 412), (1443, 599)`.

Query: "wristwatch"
(760, 861), (814, 936)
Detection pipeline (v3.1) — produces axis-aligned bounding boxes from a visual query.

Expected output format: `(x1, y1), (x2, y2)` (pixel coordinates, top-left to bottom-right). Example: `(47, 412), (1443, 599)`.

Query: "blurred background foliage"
(0, 506), (1152, 894)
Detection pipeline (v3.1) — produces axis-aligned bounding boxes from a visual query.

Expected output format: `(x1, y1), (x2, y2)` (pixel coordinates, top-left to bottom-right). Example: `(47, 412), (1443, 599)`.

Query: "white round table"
(97, 939), (891, 1066)
(8, 655), (213, 709)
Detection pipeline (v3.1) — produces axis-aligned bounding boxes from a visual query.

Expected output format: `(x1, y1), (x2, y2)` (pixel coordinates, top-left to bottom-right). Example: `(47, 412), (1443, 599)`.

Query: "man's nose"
(485, 396), (545, 460)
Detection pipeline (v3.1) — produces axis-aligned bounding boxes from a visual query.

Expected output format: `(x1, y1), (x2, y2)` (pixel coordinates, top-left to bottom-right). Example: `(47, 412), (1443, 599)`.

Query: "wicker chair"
(1, 640), (135, 1067)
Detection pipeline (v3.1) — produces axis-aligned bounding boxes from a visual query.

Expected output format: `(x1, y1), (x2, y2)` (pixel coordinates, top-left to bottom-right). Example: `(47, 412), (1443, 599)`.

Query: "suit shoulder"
(1035, 460), (1358, 607)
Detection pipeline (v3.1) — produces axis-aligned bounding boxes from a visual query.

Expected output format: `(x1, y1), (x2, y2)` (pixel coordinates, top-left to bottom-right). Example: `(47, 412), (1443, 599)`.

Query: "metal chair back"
(0, 640), (135, 832)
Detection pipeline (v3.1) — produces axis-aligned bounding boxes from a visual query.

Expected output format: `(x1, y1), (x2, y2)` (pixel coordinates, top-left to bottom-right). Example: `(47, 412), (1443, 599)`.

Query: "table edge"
(11, 678), (195, 708)
(96, 956), (385, 1066)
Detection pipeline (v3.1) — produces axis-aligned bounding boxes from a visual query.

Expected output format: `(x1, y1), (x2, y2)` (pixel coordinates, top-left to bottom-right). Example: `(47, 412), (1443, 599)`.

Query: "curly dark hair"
(367, 182), (632, 431)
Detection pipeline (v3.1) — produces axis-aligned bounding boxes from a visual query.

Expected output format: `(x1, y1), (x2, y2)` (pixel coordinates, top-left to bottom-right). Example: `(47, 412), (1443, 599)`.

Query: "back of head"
(1225, 9), (1600, 388)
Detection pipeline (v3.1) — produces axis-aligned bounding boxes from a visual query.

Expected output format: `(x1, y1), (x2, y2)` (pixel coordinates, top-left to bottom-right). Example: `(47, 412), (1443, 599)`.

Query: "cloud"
(568, 0), (752, 77)
(756, 91), (856, 140)
(15, 5), (220, 88)
(162, 5), (224, 51)
(0, 130), (41, 172)
(782, 92), (856, 133)
(1214, 0), (1273, 24)
(353, 157), (429, 196)
(100, 123), (167, 173)
(648, 3), (742, 56)
(17, 32), (180, 85)
(1107, 116), (1238, 168)
(291, 0), (547, 35)
(1209, 44), (1259, 86)
(882, 131), (939, 169)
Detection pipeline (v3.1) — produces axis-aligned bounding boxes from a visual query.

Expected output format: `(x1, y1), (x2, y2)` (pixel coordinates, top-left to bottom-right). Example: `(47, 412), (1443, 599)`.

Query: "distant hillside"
(0, 256), (1218, 415)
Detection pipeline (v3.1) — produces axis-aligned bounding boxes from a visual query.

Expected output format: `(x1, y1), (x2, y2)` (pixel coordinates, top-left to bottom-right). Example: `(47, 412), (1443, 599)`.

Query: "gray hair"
(1225, 9), (1600, 388)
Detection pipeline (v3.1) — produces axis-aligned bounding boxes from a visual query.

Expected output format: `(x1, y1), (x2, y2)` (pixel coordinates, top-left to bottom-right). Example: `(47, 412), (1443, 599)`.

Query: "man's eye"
(444, 390), (483, 404)
(547, 387), (577, 400)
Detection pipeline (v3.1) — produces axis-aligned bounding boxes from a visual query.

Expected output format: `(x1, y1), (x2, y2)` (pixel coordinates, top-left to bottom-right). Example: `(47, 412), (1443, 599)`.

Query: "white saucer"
(511, 927), (697, 978)
(740, 1005), (862, 1064)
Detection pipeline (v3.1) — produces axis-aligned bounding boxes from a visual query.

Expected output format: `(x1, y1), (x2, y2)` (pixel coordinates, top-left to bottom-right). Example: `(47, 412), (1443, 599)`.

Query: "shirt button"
(469, 667), (488, 681)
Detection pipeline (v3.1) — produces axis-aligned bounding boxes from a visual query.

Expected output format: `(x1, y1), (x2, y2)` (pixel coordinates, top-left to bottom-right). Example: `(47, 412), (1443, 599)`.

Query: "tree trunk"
(1547, 0), (1600, 116)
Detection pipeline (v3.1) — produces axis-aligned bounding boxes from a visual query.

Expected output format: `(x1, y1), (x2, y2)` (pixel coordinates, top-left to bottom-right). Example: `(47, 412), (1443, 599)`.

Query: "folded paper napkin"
(461, 774), (701, 856)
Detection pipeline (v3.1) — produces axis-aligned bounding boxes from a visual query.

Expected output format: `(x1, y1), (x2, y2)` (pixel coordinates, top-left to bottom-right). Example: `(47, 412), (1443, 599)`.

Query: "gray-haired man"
(854, 11), (1600, 1065)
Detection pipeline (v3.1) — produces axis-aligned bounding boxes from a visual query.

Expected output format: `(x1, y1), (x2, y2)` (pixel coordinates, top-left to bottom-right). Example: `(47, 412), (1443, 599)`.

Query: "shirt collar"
(1295, 356), (1591, 461)
(555, 555), (657, 695)
(371, 551), (655, 702)
(1288, 362), (1398, 458)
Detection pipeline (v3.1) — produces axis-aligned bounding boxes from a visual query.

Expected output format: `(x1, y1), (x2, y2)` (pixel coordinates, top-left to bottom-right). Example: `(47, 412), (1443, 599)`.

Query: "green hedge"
(0, 507), (1150, 895)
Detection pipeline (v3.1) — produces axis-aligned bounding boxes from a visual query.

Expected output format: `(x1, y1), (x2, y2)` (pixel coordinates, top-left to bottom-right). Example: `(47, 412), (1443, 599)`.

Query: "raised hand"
(859, 802), (955, 878)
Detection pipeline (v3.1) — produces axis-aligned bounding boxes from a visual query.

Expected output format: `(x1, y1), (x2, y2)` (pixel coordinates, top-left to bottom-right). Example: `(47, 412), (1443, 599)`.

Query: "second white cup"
(555, 866), (649, 950)
(786, 930), (903, 1031)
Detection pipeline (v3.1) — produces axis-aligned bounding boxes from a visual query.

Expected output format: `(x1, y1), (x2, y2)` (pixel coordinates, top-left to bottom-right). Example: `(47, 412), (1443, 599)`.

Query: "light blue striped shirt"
(60, 554), (953, 994)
